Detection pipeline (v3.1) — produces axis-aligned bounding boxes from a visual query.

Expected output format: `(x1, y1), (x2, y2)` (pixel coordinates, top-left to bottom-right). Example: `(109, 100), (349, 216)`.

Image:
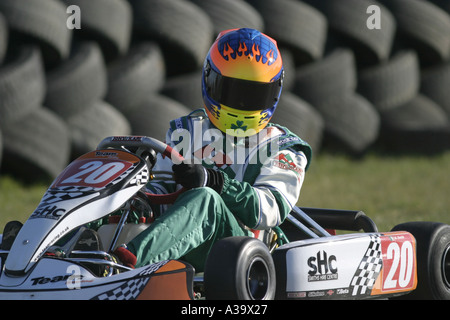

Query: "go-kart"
(0, 136), (449, 300)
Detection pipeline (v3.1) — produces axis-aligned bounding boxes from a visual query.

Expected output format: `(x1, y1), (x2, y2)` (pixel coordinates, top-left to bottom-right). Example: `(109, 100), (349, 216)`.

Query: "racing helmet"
(202, 28), (284, 137)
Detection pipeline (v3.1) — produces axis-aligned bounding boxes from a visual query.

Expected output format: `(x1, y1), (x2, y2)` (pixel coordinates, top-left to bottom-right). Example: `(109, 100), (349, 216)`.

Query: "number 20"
(61, 161), (126, 185)
(384, 241), (414, 289)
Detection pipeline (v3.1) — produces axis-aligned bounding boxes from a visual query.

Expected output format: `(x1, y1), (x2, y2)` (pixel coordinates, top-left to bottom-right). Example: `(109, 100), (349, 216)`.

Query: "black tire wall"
(0, 0), (449, 182)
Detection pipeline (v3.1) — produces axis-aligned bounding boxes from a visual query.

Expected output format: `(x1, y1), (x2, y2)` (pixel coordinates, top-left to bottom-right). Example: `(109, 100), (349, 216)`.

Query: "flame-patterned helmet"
(202, 28), (284, 137)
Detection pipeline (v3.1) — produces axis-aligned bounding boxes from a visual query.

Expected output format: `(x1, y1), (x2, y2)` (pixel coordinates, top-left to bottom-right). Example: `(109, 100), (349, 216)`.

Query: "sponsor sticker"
(272, 153), (303, 175)
(373, 232), (417, 294)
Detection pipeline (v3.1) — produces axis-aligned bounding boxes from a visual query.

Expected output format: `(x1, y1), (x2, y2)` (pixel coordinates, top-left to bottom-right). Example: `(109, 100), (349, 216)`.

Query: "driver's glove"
(172, 163), (224, 194)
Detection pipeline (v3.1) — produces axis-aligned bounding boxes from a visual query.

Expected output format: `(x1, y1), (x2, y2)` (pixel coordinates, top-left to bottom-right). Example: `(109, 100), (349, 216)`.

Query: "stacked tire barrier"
(0, 0), (449, 182)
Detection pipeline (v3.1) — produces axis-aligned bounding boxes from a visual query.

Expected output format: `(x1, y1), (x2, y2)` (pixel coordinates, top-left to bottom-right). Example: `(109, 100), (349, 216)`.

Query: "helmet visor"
(205, 67), (283, 111)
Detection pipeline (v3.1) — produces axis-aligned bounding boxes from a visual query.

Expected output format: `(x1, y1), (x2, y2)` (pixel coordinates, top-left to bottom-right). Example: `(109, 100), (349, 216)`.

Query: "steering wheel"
(97, 136), (186, 205)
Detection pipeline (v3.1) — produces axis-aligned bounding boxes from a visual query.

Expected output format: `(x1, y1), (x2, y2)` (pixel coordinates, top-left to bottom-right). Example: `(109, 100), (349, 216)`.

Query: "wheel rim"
(442, 244), (450, 289)
(246, 257), (270, 300)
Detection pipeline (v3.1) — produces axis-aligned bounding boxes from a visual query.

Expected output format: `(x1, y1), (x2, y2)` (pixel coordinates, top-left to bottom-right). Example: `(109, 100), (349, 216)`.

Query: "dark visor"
(205, 67), (283, 111)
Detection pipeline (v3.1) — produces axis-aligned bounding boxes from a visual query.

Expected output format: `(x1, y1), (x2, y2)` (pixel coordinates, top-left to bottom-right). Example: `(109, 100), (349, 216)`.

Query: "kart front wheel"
(391, 221), (450, 300)
(204, 236), (276, 300)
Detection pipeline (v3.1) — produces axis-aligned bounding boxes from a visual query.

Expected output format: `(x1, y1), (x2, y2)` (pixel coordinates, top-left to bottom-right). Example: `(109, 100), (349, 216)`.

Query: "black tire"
(60, 0), (132, 61)
(271, 91), (324, 153)
(161, 71), (203, 111)
(314, 93), (380, 155)
(67, 101), (131, 158)
(129, 0), (213, 76)
(105, 42), (165, 114)
(0, 46), (45, 126)
(421, 61), (450, 119)
(378, 95), (450, 154)
(279, 48), (295, 92)
(0, 126), (3, 169)
(189, 0), (264, 37)
(245, 0), (327, 64)
(357, 51), (420, 112)
(379, 126), (450, 155)
(204, 236), (276, 300)
(309, 0), (396, 67)
(428, 0), (450, 14)
(1, 107), (71, 180)
(380, 94), (449, 131)
(391, 222), (450, 300)
(292, 48), (357, 105)
(45, 42), (107, 119)
(0, 12), (7, 65)
(379, 0), (450, 66)
(0, 0), (71, 67)
(126, 94), (192, 141)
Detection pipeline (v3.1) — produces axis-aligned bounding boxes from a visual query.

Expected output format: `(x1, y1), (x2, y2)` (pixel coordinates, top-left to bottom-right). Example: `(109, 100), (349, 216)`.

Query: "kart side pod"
(272, 231), (418, 300)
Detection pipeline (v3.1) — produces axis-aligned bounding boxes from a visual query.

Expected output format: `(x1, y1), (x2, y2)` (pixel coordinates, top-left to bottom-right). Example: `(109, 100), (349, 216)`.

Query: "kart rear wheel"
(204, 236), (276, 300)
(391, 222), (450, 300)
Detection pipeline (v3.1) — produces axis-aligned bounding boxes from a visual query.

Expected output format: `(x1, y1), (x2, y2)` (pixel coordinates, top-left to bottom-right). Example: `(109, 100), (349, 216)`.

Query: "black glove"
(172, 163), (224, 194)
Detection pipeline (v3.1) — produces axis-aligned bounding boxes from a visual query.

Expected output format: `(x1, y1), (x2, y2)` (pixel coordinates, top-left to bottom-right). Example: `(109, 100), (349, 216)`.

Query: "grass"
(0, 176), (49, 230)
(299, 151), (450, 232)
(0, 151), (449, 233)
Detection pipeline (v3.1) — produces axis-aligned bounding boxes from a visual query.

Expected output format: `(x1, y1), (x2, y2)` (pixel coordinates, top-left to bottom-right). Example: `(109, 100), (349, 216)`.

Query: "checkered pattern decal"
(38, 165), (148, 206)
(350, 234), (383, 296)
(40, 186), (98, 204)
(129, 167), (149, 187)
(91, 261), (168, 300)
(91, 277), (150, 300)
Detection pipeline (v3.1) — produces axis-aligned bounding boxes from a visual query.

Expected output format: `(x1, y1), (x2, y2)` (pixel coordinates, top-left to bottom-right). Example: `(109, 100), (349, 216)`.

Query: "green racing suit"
(126, 110), (312, 271)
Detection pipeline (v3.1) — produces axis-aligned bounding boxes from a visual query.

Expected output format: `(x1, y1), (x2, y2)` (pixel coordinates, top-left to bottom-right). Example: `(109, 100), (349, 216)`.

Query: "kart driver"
(114, 28), (312, 271)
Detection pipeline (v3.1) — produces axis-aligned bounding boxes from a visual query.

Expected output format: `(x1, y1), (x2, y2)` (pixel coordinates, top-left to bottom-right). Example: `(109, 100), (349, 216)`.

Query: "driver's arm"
(220, 149), (308, 230)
